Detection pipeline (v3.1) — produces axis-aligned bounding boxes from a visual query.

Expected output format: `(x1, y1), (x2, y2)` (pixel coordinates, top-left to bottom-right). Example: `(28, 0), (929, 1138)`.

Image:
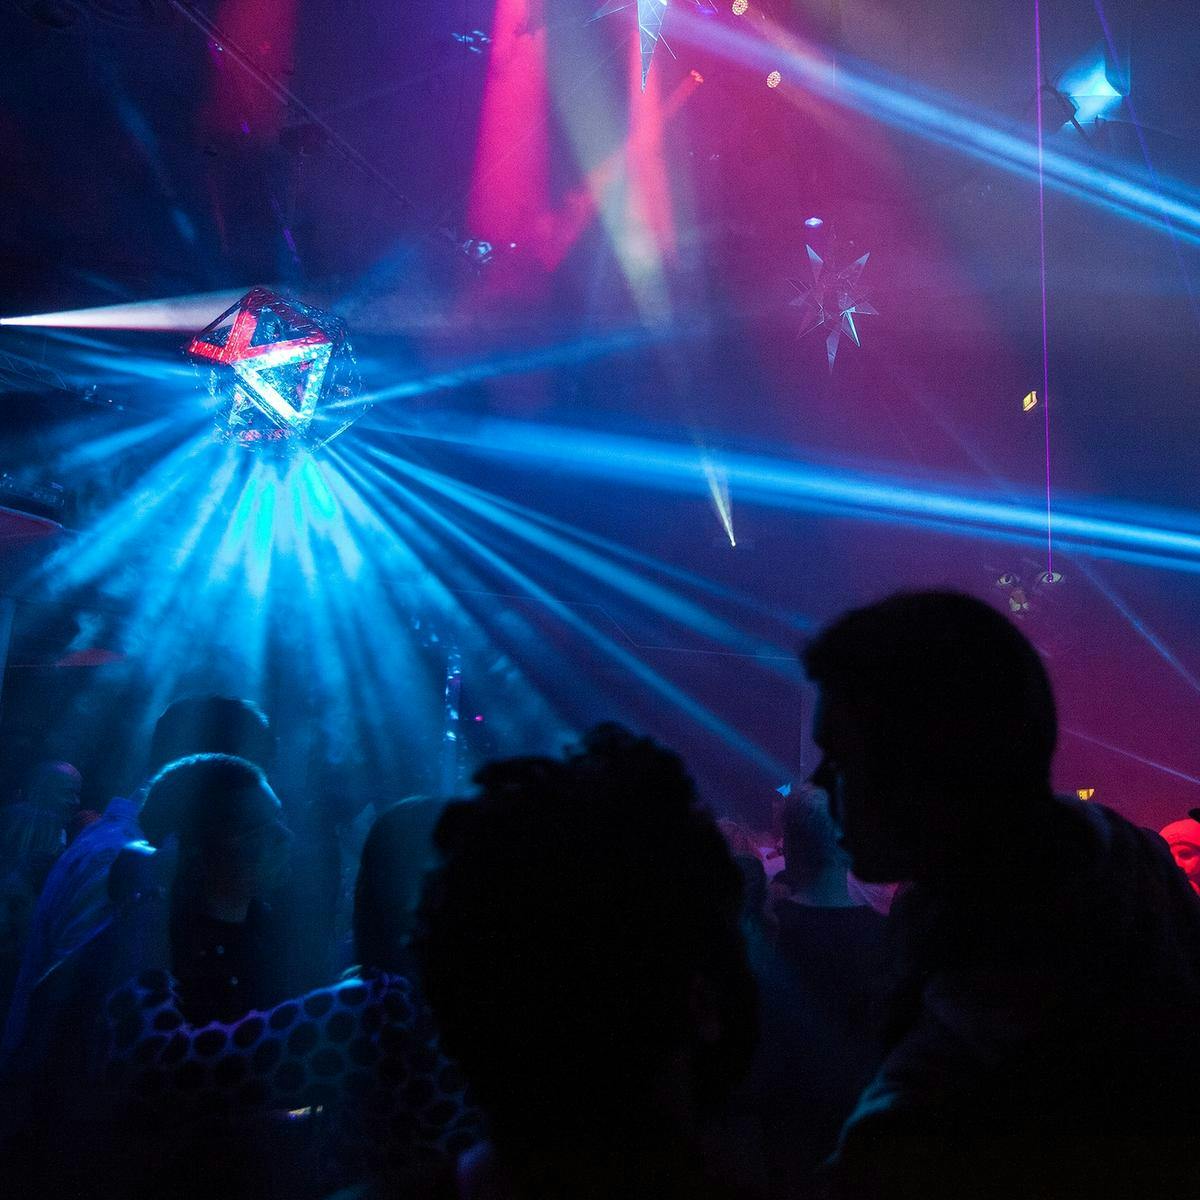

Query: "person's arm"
(831, 969), (1052, 1199)
(105, 969), (348, 1118)
(41, 846), (124, 963)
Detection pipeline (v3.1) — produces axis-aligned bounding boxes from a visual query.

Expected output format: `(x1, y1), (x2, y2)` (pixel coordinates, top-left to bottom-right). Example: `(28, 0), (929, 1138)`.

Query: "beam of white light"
(670, 7), (1200, 243)
(1064, 727), (1200, 787)
(702, 457), (736, 546)
(0, 290), (248, 330)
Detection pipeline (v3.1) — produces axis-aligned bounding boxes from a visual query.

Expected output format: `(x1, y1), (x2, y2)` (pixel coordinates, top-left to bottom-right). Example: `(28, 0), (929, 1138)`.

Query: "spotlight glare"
(731, 0), (748, 14)
(702, 457), (736, 547)
(766, 69), (781, 88)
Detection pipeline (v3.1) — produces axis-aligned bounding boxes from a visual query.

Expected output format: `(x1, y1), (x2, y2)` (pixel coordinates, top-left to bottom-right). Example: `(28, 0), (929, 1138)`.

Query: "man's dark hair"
(145, 754), (277, 855)
(802, 590), (1057, 792)
(142, 697), (274, 843)
(414, 724), (756, 1149)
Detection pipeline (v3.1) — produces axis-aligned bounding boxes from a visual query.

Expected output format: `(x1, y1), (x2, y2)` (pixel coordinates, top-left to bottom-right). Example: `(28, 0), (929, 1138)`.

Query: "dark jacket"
(832, 795), (1200, 1199)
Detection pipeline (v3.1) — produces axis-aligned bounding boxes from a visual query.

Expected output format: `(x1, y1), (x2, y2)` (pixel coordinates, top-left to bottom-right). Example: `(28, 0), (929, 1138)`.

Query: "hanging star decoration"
(592, 0), (715, 91)
(592, 0), (669, 90)
(788, 243), (878, 371)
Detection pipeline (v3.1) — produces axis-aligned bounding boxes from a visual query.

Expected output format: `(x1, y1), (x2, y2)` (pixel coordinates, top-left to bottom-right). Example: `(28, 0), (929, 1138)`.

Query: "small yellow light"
(732, 0), (748, 13)
(1022, 390), (1038, 412)
(1077, 788), (1095, 801)
(766, 70), (782, 88)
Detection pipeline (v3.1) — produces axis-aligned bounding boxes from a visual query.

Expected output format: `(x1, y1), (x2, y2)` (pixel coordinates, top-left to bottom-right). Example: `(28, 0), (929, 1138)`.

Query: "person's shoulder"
(1060, 794), (1178, 874)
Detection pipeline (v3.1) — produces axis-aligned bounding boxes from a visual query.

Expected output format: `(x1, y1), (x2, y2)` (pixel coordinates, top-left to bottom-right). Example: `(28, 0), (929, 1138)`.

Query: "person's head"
(147, 754), (290, 915)
(415, 724), (756, 1152)
(781, 786), (846, 886)
(23, 761), (82, 817)
(1160, 817), (1200, 891)
(802, 590), (1057, 884)
(353, 795), (446, 972)
(141, 696), (274, 844)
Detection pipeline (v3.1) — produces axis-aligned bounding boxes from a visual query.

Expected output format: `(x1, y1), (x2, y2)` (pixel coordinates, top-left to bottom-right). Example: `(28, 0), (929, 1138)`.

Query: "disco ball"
(186, 288), (368, 455)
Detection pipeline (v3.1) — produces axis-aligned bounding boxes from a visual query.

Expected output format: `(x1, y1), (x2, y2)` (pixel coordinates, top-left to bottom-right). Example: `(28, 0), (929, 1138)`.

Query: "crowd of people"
(0, 589), (1199, 1199)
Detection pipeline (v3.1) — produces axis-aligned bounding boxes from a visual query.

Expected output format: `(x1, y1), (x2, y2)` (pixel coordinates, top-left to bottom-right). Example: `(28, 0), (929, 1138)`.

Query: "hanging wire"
(1033, 0), (1054, 576)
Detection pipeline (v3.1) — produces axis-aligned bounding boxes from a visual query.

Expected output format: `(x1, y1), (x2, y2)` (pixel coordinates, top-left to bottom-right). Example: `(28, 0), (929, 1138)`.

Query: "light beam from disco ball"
(185, 288), (368, 454)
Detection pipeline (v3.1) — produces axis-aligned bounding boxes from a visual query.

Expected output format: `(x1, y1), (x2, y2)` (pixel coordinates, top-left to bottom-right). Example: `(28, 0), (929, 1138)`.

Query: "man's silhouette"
(803, 591), (1200, 1199)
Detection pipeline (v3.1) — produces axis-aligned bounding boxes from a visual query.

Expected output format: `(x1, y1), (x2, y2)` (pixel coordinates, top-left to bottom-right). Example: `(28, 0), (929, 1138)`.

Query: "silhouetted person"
(0, 752), (289, 1198)
(3, 696), (274, 1061)
(156, 755), (292, 1024)
(773, 789), (888, 1018)
(803, 590), (1200, 1200)
(414, 724), (760, 1200)
(745, 789), (888, 1198)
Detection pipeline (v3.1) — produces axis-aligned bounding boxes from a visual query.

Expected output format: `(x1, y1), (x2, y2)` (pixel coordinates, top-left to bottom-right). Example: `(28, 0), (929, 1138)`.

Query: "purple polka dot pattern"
(103, 968), (481, 1180)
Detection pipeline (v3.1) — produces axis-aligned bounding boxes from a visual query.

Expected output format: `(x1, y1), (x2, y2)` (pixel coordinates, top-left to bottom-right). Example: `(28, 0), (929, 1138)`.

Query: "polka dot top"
(104, 967), (482, 1179)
